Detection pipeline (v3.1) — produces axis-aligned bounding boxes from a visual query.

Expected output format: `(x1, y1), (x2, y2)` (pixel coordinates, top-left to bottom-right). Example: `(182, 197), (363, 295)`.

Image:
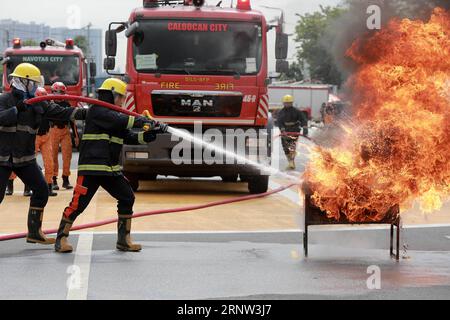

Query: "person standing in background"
(50, 82), (79, 191)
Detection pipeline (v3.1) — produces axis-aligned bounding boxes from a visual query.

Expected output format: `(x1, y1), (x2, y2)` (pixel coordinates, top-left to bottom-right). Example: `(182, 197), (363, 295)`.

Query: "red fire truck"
(105, 0), (289, 193)
(1, 38), (96, 99)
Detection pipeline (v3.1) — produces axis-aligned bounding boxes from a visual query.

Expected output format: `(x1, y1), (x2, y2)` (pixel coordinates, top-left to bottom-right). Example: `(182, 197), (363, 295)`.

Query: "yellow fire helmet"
(98, 78), (127, 96)
(282, 95), (294, 104)
(9, 63), (42, 83)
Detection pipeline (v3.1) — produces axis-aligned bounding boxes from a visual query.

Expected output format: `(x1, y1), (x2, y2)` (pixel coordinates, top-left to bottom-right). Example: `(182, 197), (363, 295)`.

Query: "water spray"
(26, 95), (301, 181)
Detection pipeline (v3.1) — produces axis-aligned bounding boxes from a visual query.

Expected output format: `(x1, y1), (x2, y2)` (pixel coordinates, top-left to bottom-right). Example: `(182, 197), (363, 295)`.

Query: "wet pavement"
(0, 229), (449, 300)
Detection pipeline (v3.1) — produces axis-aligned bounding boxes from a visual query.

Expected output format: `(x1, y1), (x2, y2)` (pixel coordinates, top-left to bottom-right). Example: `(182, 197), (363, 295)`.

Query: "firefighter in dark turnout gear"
(55, 78), (168, 253)
(276, 95), (308, 170)
(6, 87), (57, 197)
(0, 63), (86, 245)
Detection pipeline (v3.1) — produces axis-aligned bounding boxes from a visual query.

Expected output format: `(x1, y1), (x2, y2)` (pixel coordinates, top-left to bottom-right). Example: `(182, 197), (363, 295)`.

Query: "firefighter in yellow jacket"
(55, 78), (168, 253)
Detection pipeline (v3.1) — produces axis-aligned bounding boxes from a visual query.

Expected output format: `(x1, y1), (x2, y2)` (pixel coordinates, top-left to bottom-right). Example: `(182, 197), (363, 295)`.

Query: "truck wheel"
(221, 175), (238, 183)
(248, 175), (269, 194)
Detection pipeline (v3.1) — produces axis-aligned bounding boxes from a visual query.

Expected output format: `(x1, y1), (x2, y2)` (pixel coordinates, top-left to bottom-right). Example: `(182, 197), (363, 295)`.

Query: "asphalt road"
(0, 228), (449, 300)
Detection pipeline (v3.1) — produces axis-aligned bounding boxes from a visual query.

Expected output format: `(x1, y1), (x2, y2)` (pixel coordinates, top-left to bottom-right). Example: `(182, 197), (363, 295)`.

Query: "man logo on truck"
(181, 99), (214, 109)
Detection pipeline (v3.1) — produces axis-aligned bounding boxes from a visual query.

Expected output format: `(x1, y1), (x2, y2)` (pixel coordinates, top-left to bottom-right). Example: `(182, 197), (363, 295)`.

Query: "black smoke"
(322, 0), (450, 79)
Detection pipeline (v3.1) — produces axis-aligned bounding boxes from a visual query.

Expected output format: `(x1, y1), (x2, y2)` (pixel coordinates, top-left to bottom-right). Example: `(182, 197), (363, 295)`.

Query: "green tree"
(294, 5), (346, 86)
(73, 35), (90, 55)
(279, 61), (303, 82)
(22, 39), (39, 46)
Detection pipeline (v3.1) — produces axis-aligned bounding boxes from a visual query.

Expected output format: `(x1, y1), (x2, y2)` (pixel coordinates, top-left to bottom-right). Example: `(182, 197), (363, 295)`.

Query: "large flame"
(304, 8), (450, 222)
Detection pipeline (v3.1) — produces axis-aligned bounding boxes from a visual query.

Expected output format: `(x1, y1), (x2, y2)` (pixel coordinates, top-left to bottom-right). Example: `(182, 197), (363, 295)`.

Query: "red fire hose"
(27, 95), (314, 142)
(27, 95), (142, 118)
(0, 183), (299, 242)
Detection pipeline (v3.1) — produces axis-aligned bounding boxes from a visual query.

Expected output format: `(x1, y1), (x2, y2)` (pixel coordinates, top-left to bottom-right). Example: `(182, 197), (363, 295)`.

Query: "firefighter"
(4, 173), (31, 196)
(55, 78), (168, 253)
(0, 63), (86, 245)
(5, 87), (57, 197)
(34, 87), (57, 197)
(276, 95), (308, 170)
(50, 82), (78, 191)
(324, 103), (335, 124)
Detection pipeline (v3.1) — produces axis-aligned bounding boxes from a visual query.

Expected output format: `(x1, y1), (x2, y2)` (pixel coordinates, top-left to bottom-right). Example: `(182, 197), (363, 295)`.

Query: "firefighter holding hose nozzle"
(0, 63), (86, 245)
(55, 78), (168, 253)
(276, 95), (308, 171)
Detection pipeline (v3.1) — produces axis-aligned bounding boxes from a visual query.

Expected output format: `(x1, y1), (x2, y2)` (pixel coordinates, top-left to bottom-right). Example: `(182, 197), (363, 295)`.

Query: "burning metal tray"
(303, 186), (401, 260)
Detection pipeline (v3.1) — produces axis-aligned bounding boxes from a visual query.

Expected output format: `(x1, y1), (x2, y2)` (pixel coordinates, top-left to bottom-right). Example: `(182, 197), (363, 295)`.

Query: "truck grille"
(151, 90), (243, 118)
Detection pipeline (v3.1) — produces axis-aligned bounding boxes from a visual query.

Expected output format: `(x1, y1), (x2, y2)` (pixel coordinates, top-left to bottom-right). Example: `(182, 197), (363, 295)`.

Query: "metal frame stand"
(302, 195), (401, 261)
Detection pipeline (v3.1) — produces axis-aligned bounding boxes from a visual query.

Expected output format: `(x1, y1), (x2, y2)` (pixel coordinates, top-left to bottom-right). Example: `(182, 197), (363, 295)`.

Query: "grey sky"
(0, 0), (342, 71)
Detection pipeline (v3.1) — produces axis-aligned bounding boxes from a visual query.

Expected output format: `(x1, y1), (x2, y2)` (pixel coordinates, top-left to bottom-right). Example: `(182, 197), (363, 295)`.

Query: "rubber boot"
(289, 152), (297, 170)
(52, 176), (60, 191)
(288, 159), (296, 170)
(55, 217), (74, 253)
(62, 176), (73, 190)
(116, 215), (142, 252)
(5, 180), (13, 196)
(23, 185), (32, 197)
(48, 184), (58, 197)
(26, 208), (56, 245)
(285, 152), (296, 170)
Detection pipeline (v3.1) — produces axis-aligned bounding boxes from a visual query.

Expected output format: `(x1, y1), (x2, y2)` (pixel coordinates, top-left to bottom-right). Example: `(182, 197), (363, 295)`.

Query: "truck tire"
(221, 175), (239, 183)
(248, 175), (269, 194)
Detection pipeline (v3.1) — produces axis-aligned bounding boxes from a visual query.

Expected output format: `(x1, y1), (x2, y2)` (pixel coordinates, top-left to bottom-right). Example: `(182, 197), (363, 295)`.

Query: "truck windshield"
(133, 20), (263, 75)
(6, 54), (81, 86)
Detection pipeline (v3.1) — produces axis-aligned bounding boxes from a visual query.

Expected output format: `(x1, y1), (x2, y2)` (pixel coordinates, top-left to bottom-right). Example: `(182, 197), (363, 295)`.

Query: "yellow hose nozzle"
(142, 110), (153, 131)
(143, 110), (153, 119)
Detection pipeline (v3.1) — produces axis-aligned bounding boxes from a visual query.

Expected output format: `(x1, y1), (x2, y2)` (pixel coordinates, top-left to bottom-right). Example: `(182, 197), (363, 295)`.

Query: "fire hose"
(27, 95), (143, 119)
(28, 95), (314, 142)
(0, 182), (298, 242)
(0, 95), (300, 242)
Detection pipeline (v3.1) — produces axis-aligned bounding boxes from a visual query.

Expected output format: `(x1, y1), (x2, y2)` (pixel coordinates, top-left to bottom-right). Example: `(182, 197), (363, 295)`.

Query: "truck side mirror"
(89, 63), (97, 78)
(104, 57), (116, 71)
(276, 60), (289, 74)
(275, 33), (289, 60)
(125, 22), (140, 38)
(105, 30), (118, 57)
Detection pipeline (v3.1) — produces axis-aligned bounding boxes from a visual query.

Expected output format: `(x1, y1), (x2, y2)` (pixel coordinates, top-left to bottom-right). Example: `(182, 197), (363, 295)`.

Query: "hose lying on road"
(0, 183), (299, 242)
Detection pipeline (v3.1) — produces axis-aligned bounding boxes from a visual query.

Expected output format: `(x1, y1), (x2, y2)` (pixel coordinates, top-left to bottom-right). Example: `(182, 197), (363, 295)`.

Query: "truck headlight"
(126, 152), (149, 159)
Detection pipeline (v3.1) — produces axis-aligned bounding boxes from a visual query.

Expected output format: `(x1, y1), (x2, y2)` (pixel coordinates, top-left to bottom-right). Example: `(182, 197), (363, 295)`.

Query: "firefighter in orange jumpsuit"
(50, 82), (79, 191)
(35, 87), (57, 197)
(5, 87), (56, 197)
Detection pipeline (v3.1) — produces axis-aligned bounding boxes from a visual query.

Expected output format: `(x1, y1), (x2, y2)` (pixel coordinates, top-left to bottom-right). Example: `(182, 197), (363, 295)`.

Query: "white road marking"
(66, 192), (98, 300)
(66, 232), (93, 300)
